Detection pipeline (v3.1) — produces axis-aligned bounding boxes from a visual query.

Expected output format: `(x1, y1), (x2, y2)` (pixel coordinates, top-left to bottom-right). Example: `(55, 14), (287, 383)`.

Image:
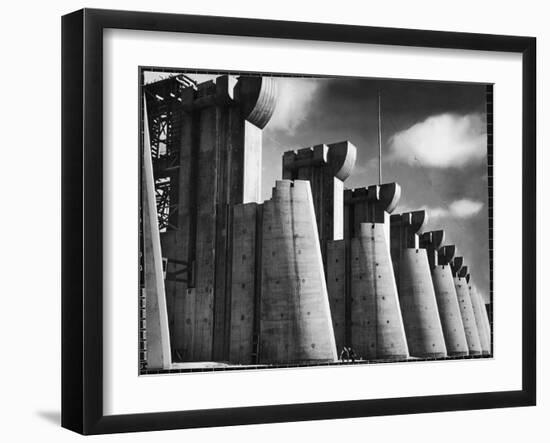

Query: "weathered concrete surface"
(234, 76), (278, 130)
(420, 235), (469, 357)
(172, 288), (195, 361)
(399, 248), (448, 358)
(390, 211), (426, 286)
(326, 240), (346, 353)
(483, 302), (493, 354)
(282, 142), (357, 261)
(229, 203), (260, 364)
(345, 183), (400, 241)
(452, 259), (482, 355)
(193, 103), (217, 361)
(343, 183), (402, 357)
(431, 265), (469, 356)
(351, 223), (409, 360)
(391, 212), (447, 358)
(152, 76), (277, 363)
(143, 97), (172, 369)
(260, 180), (337, 364)
(467, 277), (491, 355)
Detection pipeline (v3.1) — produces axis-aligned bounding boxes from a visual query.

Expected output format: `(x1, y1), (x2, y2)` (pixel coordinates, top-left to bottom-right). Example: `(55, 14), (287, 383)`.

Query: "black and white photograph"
(0, 0), (545, 439)
(139, 69), (493, 373)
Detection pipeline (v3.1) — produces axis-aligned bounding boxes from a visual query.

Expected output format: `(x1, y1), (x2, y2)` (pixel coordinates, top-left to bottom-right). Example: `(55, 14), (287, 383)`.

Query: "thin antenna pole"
(377, 89), (382, 185)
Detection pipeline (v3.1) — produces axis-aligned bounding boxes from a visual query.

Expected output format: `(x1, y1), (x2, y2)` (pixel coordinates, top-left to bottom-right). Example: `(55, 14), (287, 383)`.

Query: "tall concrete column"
(348, 183), (408, 360)
(451, 258), (483, 356)
(283, 142), (356, 356)
(466, 273), (492, 355)
(419, 237), (469, 357)
(391, 211), (447, 358)
(152, 75), (277, 362)
(282, 141), (356, 262)
(260, 180), (337, 364)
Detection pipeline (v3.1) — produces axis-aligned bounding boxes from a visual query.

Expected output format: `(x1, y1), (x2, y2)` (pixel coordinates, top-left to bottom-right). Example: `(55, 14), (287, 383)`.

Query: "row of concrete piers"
(141, 74), (491, 370)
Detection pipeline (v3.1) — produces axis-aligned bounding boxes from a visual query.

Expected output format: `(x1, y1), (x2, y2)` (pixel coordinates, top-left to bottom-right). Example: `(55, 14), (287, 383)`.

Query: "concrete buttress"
(451, 259), (483, 355)
(260, 180), (337, 364)
(420, 239), (469, 357)
(391, 211), (447, 358)
(466, 273), (492, 355)
(348, 183), (409, 360)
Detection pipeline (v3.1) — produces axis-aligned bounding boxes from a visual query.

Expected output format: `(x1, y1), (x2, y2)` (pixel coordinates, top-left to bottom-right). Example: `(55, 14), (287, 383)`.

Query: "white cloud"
(448, 199), (484, 218)
(267, 78), (322, 134)
(398, 198), (484, 220)
(388, 113), (487, 168)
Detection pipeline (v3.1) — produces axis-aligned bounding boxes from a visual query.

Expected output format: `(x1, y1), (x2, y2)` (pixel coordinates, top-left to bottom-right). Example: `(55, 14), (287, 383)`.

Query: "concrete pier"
(152, 76), (277, 362)
(391, 212), (447, 358)
(347, 184), (408, 360)
(283, 141), (357, 262)
(142, 97), (172, 369)
(466, 273), (492, 355)
(351, 222), (409, 359)
(451, 258), (483, 356)
(229, 203), (262, 364)
(259, 180), (337, 364)
(420, 238), (469, 357)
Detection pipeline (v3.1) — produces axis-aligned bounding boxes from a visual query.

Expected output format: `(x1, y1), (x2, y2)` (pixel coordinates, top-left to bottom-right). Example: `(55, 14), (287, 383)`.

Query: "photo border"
(138, 66), (494, 375)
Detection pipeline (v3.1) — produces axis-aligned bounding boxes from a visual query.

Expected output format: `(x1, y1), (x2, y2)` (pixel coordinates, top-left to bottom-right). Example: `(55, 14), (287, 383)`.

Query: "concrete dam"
(140, 74), (492, 370)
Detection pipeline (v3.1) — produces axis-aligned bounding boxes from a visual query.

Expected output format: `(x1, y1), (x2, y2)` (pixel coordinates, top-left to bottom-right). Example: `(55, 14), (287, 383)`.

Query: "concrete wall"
(350, 223), (409, 360)
(326, 240), (346, 353)
(229, 203), (261, 364)
(172, 288), (195, 361)
(260, 180), (337, 364)
(282, 142), (356, 263)
(431, 265), (469, 356)
(398, 249), (447, 358)
(420, 236), (469, 357)
(154, 76), (277, 363)
(193, 102), (217, 361)
(468, 279), (491, 355)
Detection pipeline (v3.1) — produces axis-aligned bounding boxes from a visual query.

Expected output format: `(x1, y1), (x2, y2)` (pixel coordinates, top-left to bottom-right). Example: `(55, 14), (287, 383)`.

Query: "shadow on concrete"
(36, 410), (61, 426)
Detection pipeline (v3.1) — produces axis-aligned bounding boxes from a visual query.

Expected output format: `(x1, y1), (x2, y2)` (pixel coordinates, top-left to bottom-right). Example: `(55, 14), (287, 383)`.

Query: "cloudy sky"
(144, 71), (490, 303)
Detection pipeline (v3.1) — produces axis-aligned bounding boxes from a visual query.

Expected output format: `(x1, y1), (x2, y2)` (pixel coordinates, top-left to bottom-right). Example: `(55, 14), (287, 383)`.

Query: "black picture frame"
(61, 8), (536, 435)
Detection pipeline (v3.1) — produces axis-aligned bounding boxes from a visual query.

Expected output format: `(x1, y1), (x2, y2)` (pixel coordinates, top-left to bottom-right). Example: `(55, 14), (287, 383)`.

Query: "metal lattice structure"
(143, 74), (197, 231)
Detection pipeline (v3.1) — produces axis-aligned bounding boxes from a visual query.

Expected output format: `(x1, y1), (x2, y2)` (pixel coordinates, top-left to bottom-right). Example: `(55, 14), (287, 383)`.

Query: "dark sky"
(145, 71), (490, 303)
